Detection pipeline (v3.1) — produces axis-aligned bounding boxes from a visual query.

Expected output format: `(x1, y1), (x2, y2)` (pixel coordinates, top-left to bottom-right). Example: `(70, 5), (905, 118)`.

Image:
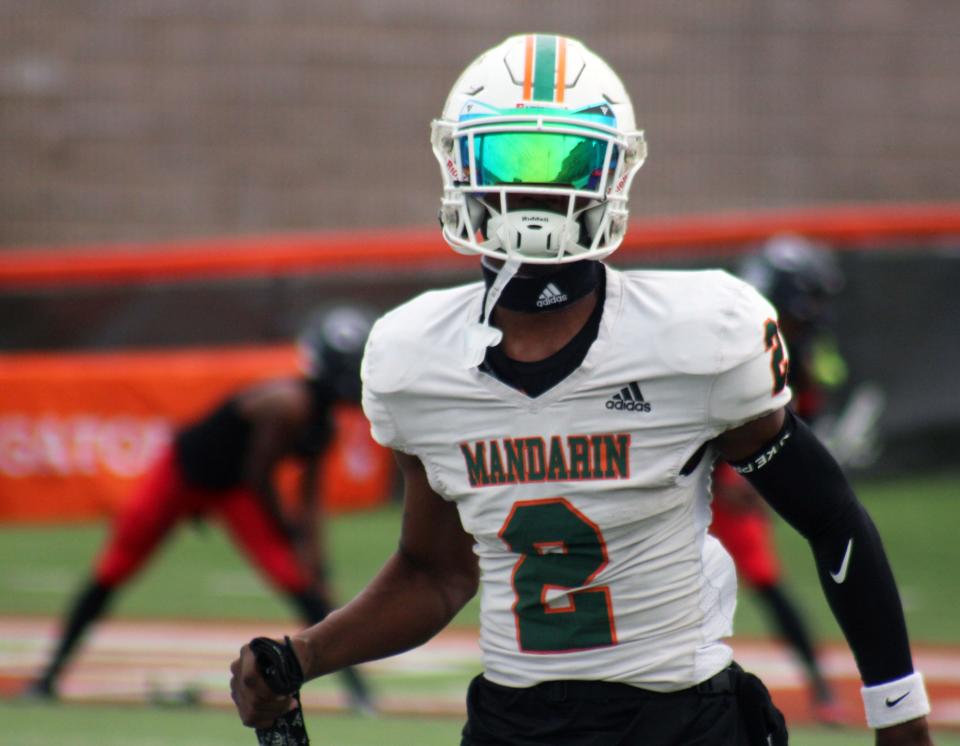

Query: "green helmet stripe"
(532, 35), (558, 102)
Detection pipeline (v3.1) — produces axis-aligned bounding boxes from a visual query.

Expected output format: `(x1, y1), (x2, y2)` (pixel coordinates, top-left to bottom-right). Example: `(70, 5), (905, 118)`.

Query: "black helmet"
(297, 305), (376, 402)
(738, 234), (844, 326)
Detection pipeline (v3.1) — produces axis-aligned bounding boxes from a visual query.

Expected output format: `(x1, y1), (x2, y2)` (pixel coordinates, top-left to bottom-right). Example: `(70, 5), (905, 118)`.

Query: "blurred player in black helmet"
(711, 234), (848, 723)
(739, 234), (847, 416)
(27, 305), (376, 713)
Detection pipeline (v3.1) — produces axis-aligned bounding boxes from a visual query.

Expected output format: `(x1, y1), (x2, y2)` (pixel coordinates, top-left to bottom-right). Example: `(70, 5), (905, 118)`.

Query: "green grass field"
(2, 472), (956, 640)
(1, 472), (958, 744)
(9, 700), (960, 746)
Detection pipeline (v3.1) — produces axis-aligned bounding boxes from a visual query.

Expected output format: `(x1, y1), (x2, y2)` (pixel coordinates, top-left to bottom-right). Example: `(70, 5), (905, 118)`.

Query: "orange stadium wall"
(2, 204), (960, 517)
(0, 347), (393, 523)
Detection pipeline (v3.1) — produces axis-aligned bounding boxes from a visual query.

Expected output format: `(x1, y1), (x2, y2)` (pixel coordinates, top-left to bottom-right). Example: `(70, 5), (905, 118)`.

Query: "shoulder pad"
(361, 283), (483, 394)
(650, 270), (779, 376)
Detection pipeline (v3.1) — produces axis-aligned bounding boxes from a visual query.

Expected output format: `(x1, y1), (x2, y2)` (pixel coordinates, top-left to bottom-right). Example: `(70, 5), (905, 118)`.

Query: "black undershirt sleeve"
(728, 409), (914, 686)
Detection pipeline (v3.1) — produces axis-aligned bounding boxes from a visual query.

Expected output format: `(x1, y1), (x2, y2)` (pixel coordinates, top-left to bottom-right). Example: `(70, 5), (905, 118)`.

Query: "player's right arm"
(292, 450), (479, 676)
(230, 450), (479, 728)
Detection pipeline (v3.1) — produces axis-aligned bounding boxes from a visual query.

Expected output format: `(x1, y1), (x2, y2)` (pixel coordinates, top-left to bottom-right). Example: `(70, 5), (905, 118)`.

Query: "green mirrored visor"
(460, 130), (614, 191)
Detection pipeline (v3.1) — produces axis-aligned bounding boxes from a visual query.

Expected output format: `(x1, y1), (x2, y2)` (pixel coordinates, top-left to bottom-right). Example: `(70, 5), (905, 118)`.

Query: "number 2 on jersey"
(499, 498), (617, 652)
(764, 319), (789, 395)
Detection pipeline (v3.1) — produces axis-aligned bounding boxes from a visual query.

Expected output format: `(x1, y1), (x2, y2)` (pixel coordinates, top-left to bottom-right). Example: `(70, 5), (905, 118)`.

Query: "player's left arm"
(716, 409), (933, 745)
(295, 457), (328, 592)
(240, 381), (312, 546)
(246, 419), (327, 593)
(244, 416), (298, 536)
(707, 277), (932, 744)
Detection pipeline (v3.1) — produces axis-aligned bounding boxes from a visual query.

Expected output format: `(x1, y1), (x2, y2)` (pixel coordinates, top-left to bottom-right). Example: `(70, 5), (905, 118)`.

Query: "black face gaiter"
(481, 259), (603, 313)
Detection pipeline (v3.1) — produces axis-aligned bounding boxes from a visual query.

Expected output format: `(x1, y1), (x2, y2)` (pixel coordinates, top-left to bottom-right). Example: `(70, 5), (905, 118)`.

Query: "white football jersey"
(362, 266), (791, 691)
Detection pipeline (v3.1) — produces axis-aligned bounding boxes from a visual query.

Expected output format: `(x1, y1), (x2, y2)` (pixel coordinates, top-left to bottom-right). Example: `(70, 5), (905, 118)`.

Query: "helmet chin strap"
(462, 256), (521, 368)
(481, 258), (602, 313)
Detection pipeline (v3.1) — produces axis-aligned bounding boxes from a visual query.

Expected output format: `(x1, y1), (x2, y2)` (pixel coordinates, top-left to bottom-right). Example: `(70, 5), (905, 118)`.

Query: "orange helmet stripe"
(555, 37), (567, 103)
(522, 35), (535, 100)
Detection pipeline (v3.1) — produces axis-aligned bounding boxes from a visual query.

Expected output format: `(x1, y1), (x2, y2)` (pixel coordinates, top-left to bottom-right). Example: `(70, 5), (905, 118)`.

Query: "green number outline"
(763, 318), (789, 395)
(498, 497), (618, 653)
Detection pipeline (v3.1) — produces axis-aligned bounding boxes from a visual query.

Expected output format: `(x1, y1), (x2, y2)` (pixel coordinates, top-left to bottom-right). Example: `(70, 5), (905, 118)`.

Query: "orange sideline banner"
(1, 202), (959, 288)
(0, 348), (392, 523)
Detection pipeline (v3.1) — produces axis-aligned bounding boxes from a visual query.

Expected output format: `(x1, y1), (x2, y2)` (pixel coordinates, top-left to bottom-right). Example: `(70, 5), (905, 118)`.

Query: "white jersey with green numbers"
(361, 266), (792, 692)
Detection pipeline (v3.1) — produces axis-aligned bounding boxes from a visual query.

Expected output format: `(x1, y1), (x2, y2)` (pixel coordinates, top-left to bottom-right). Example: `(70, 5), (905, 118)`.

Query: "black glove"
(250, 636), (310, 746)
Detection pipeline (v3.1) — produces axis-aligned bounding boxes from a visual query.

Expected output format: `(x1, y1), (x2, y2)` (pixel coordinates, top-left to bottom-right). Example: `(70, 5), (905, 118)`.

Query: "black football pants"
(460, 662), (787, 746)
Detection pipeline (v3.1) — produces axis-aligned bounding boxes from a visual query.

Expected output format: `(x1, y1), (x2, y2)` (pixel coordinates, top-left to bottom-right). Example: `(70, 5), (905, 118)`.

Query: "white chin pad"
(487, 210), (581, 258)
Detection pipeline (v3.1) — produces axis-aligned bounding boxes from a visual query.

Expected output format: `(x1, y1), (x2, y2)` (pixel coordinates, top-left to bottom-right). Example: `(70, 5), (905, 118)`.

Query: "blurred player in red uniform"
(27, 305), (375, 712)
(710, 234), (847, 723)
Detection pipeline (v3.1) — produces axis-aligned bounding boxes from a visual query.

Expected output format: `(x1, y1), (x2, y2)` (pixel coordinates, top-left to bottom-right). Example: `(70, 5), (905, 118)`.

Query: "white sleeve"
(706, 278), (793, 430)
(361, 384), (402, 450)
(707, 347), (793, 430)
(360, 321), (405, 451)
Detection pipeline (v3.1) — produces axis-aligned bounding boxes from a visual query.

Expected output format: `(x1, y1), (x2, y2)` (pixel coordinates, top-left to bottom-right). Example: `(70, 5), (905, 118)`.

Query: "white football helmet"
(431, 34), (647, 264)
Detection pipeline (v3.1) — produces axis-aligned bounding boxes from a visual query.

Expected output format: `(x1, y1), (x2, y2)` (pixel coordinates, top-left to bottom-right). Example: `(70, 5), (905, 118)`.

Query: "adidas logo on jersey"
(536, 282), (569, 308)
(606, 382), (651, 412)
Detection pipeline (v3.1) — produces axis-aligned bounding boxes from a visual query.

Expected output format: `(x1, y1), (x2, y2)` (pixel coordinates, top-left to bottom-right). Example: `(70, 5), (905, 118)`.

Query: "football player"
(29, 306), (375, 714)
(231, 36), (932, 745)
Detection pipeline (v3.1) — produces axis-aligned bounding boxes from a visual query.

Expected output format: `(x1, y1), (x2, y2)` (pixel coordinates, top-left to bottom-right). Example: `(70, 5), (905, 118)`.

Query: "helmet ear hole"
(465, 196), (489, 239)
(580, 202), (606, 245)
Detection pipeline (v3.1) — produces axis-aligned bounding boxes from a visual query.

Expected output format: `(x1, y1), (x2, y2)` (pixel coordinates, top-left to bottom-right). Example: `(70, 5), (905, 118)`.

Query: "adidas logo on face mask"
(536, 283), (569, 308)
(605, 382), (651, 412)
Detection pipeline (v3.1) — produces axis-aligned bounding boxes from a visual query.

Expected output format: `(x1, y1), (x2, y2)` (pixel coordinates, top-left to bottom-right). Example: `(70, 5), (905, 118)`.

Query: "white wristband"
(861, 672), (931, 729)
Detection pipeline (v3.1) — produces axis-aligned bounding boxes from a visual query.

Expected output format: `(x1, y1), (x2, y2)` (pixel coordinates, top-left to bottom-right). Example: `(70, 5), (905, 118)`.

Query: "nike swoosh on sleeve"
(885, 691), (911, 707)
(829, 538), (854, 584)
